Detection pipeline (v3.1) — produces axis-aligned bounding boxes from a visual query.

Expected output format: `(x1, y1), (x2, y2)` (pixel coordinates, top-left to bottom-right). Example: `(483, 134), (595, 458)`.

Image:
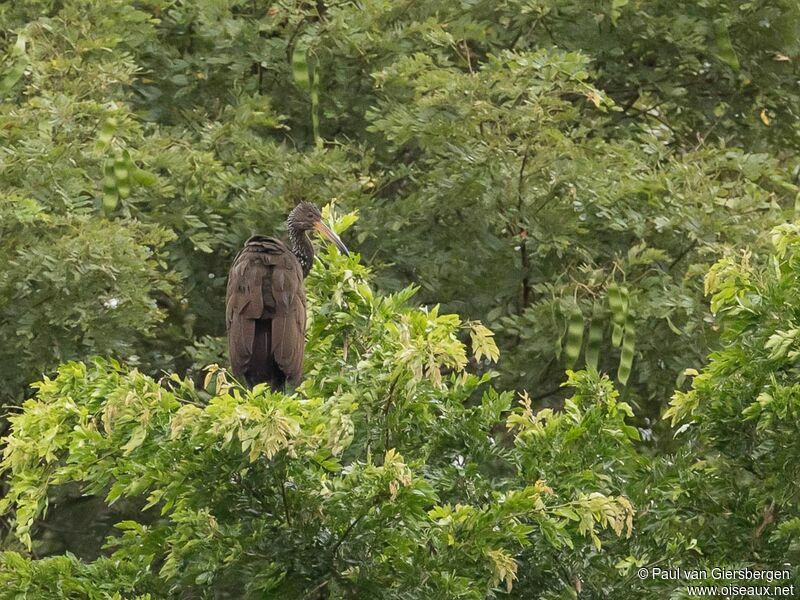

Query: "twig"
(530, 385), (563, 402)
(517, 145), (532, 312)
(330, 511), (367, 561)
(382, 374), (400, 450)
(279, 465), (292, 526)
(668, 240), (699, 271)
(303, 579), (329, 600)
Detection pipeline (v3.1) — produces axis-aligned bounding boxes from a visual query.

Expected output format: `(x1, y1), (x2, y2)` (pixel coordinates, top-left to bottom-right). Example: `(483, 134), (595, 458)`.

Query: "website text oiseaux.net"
(636, 566), (795, 597)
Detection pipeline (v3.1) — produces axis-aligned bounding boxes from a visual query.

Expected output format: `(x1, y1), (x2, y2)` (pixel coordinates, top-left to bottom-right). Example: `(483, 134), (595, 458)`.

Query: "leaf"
(713, 19), (740, 71)
(120, 426), (147, 456)
(585, 89), (603, 108)
(665, 314), (683, 336)
(0, 60), (27, 96)
(470, 322), (500, 363)
(610, 0), (629, 26)
(0, 34), (28, 96)
(765, 328), (798, 360)
(487, 549), (518, 592)
(554, 506), (580, 521)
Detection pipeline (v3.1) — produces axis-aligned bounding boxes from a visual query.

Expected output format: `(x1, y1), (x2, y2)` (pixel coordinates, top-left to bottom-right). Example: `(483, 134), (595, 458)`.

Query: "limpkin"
(225, 202), (349, 391)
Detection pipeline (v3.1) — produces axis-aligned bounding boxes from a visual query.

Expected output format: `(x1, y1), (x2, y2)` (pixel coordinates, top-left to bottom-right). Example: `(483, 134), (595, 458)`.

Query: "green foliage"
(2, 0), (797, 415)
(0, 199), (176, 399)
(1, 257), (635, 598)
(0, 0), (379, 404)
(662, 224), (800, 565)
(0, 550), (157, 599)
(1, 1), (800, 597)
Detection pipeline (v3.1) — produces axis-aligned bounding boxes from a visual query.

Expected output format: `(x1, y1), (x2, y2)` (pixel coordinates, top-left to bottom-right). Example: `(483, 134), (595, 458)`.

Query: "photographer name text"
(638, 566), (792, 582)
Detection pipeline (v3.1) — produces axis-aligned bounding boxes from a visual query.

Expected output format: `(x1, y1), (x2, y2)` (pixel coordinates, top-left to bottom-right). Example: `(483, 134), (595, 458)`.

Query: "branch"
(517, 145), (532, 311)
(330, 510), (368, 561)
(668, 240), (699, 271)
(382, 373), (401, 450)
(279, 466), (292, 526)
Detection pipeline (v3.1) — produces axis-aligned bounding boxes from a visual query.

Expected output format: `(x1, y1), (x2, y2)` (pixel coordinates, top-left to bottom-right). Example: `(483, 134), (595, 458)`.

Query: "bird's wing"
(270, 250), (306, 385)
(226, 245), (267, 379)
(226, 237), (306, 386)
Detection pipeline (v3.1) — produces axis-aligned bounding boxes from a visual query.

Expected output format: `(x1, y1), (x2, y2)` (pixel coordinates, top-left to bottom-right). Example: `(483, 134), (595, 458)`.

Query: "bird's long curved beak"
(313, 221), (350, 256)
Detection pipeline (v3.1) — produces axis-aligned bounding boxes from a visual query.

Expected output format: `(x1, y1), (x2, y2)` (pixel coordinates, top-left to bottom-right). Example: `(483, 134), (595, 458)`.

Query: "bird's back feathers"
(225, 236), (306, 389)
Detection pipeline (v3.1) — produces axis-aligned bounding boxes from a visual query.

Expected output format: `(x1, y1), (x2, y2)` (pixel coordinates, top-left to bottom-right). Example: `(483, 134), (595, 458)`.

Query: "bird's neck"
(288, 226), (313, 277)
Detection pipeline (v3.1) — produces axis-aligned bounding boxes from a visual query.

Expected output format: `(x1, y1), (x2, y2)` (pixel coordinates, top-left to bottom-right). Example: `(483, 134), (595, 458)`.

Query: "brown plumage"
(225, 203), (349, 391)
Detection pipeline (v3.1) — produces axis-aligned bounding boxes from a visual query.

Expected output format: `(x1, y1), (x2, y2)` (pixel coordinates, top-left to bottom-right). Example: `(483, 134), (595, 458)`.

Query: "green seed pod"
(113, 155), (128, 182)
(794, 190), (800, 219)
(612, 323), (624, 347)
(97, 117), (116, 150)
(617, 312), (636, 385)
(102, 158), (118, 211)
(131, 167), (157, 186)
(609, 283), (629, 347)
(116, 181), (130, 199)
(113, 151), (130, 199)
(608, 283), (624, 324)
(585, 301), (603, 371)
(620, 286), (630, 318)
(291, 42), (310, 92)
(310, 60), (321, 147)
(565, 304), (584, 369)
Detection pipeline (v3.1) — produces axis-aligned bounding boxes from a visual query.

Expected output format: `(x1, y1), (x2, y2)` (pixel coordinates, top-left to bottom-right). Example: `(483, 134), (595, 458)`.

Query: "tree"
(2, 2), (800, 596)
(663, 222), (800, 569)
(2, 0), (797, 414)
(1, 243), (634, 598)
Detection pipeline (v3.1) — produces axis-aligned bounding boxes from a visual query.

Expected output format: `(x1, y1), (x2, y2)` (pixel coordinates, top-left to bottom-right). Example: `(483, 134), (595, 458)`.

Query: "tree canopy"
(0, 1), (799, 598)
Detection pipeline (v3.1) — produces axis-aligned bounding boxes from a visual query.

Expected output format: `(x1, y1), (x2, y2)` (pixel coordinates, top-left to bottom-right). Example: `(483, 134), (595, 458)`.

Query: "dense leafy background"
(1, 0), (799, 598)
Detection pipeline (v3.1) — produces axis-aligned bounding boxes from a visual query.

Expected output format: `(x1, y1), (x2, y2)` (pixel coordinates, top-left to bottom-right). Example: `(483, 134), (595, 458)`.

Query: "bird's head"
(288, 202), (350, 256)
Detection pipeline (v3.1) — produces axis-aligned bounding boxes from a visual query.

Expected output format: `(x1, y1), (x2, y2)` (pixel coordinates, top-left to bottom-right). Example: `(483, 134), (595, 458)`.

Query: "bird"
(225, 202), (349, 391)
